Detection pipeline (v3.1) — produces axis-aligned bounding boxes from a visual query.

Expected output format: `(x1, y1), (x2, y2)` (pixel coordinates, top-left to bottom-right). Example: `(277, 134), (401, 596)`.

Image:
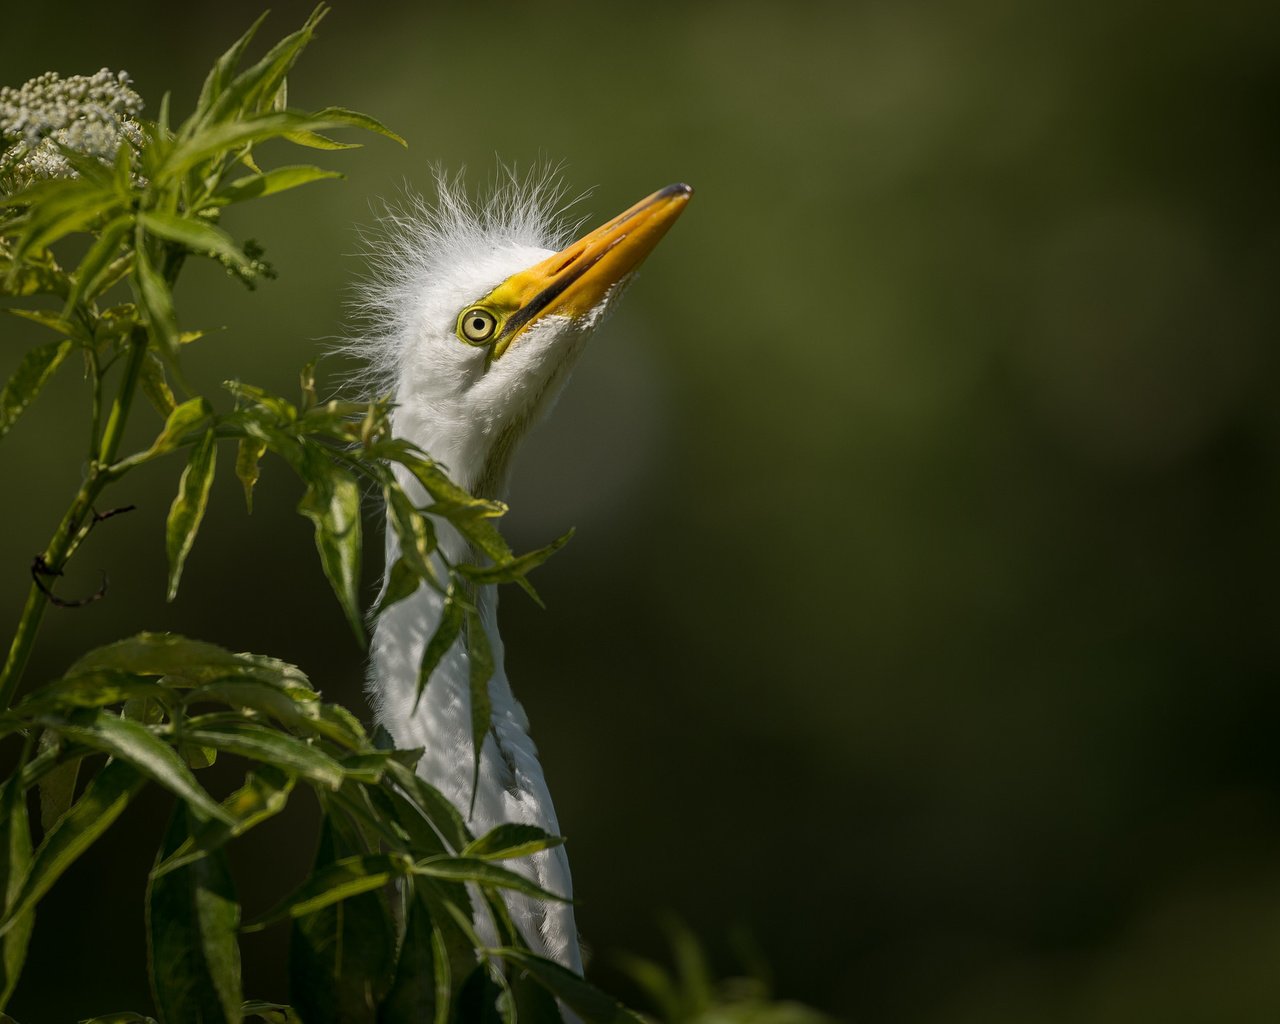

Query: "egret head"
(356, 176), (692, 496)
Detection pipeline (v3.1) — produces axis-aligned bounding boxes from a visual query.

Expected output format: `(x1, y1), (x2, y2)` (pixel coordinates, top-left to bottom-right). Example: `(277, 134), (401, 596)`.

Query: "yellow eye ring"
(458, 307), (498, 345)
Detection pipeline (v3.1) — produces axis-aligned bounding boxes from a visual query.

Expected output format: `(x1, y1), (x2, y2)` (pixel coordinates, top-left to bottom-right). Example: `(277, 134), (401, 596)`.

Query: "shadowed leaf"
(245, 852), (410, 931)
(412, 857), (568, 904)
(462, 824), (564, 862)
(184, 721), (345, 790)
(465, 607), (494, 815)
(0, 774), (32, 1010)
(165, 428), (217, 600)
(147, 803), (242, 1023)
(0, 339), (72, 442)
(0, 759), (144, 938)
(413, 585), (463, 712)
(494, 949), (644, 1024)
(297, 451), (364, 646)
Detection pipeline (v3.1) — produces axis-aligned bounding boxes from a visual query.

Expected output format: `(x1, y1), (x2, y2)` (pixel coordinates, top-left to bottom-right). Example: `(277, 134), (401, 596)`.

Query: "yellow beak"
(487, 182), (693, 358)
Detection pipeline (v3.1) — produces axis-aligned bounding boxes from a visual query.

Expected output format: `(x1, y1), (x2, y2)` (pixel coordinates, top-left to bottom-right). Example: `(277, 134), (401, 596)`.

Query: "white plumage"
(353, 172), (691, 970)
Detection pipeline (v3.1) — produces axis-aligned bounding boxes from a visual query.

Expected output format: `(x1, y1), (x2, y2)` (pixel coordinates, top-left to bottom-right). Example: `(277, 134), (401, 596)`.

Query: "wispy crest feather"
(341, 165), (587, 398)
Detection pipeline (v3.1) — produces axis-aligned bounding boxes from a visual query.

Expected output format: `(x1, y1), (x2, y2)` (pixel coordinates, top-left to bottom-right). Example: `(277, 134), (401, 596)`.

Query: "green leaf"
(21, 670), (175, 712)
(134, 242), (179, 358)
(46, 710), (233, 824)
(147, 803), (242, 1024)
(465, 607), (494, 815)
(385, 484), (440, 589)
(376, 882), (441, 1024)
(0, 773), (33, 1010)
(494, 948), (644, 1024)
(213, 165), (343, 205)
(34, 730), (77, 835)
(187, 678), (321, 736)
(0, 760), (145, 937)
(462, 824), (565, 863)
(154, 766), (294, 878)
(371, 556), (422, 618)
(147, 396), (213, 457)
(165, 429), (218, 601)
(288, 814), (396, 1024)
(310, 107), (406, 146)
(10, 185), (119, 261)
(245, 853), (409, 932)
(412, 857), (569, 904)
(241, 1001), (302, 1024)
(195, 10), (271, 117)
(281, 131), (361, 152)
(384, 760), (471, 854)
(3, 308), (78, 338)
(458, 529), (574, 592)
(413, 585), (464, 713)
(64, 213), (133, 312)
(183, 721), (345, 790)
(79, 1014), (159, 1023)
(0, 339), (72, 442)
(236, 436), (267, 512)
(296, 450), (364, 646)
(165, 113), (352, 179)
(138, 210), (248, 269)
(139, 352), (177, 417)
(66, 633), (313, 692)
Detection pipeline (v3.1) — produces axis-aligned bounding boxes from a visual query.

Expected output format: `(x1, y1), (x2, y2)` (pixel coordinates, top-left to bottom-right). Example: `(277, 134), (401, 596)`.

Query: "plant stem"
(0, 327), (149, 711)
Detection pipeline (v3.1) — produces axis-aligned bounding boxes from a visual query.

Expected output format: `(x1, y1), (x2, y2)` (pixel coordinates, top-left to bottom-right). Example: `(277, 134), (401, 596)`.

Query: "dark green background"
(2, 1), (1278, 1020)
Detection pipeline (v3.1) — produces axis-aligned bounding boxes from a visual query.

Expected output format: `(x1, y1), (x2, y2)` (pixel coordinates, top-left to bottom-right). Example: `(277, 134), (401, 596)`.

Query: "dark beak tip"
(660, 182), (694, 200)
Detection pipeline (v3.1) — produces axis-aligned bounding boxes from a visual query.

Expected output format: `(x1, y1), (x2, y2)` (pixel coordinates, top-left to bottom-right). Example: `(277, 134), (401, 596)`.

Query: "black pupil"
(472, 318), (487, 333)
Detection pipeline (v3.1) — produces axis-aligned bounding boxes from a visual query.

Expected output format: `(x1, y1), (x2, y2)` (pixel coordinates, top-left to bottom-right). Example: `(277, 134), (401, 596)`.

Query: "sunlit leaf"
(412, 857), (568, 904)
(64, 213), (132, 312)
(462, 824), (565, 863)
(147, 803), (242, 1023)
(0, 339), (72, 443)
(310, 106), (406, 146)
(183, 720), (345, 790)
(46, 709), (232, 824)
(235, 436), (268, 513)
(134, 241), (179, 358)
(241, 1001), (303, 1024)
(412, 585), (463, 714)
(213, 166), (343, 205)
(195, 10), (271, 118)
(66, 633), (313, 693)
(0, 760), (144, 938)
(371, 556), (422, 618)
(165, 428), (218, 601)
(147, 396), (213, 457)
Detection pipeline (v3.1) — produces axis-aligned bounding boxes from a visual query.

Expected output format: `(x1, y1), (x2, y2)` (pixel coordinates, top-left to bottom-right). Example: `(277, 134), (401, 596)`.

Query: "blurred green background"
(2, 1), (1279, 1020)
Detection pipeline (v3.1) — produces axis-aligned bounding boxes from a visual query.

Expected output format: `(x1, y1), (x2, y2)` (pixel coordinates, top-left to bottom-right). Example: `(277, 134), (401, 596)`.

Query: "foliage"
(0, 7), (633, 1022)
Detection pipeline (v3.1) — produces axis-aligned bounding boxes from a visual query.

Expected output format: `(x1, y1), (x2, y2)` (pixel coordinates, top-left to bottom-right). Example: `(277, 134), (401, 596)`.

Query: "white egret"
(359, 178), (692, 970)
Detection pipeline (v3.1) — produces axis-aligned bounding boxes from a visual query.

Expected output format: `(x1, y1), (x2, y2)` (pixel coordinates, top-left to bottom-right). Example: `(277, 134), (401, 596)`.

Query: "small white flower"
(0, 68), (144, 186)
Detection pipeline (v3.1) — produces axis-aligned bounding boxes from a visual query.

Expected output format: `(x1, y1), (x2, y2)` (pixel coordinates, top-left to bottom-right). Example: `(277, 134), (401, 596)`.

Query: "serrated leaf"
(0, 759), (144, 938)
(384, 760), (471, 854)
(183, 721), (345, 790)
(46, 709), (233, 824)
(413, 585), (463, 713)
(0, 772), (33, 1010)
(147, 803), (242, 1023)
(21, 670), (175, 712)
(213, 166), (343, 204)
(0, 339), (72, 442)
(462, 824), (565, 863)
(235, 436), (267, 513)
(66, 632), (313, 692)
(494, 948), (644, 1024)
(465, 607), (494, 815)
(412, 857), (568, 904)
(138, 210), (249, 269)
(296, 451), (364, 646)
(166, 428), (217, 601)
(288, 815), (396, 1024)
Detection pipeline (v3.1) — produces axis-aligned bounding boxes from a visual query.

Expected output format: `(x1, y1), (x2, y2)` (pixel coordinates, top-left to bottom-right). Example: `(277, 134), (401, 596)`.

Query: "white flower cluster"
(0, 68), (143, 185)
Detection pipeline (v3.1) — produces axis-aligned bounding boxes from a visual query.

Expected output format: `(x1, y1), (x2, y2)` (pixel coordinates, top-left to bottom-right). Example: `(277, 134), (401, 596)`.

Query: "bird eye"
(458, 307), (498, 345)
